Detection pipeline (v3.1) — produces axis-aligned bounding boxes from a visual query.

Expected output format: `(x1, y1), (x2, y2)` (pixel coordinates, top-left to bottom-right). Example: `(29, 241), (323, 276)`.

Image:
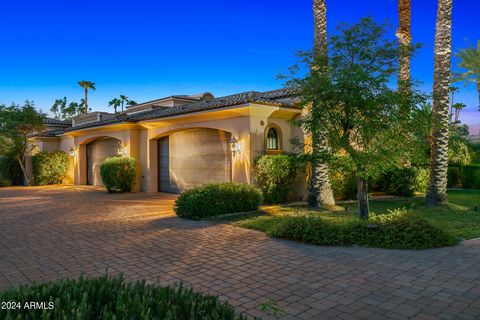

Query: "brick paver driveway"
(1, 186), (480, 319)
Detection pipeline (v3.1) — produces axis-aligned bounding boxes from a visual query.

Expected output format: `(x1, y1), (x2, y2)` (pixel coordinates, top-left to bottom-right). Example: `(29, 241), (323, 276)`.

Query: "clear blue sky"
(0, 0), (478, 131)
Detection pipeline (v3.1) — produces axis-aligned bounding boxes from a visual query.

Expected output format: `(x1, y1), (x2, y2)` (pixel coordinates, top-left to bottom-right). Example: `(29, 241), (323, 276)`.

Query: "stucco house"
(28, 89), (305, 195)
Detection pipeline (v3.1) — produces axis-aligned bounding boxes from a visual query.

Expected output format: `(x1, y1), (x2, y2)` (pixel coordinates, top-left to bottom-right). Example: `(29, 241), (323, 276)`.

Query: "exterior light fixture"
(229, 137), (240, 156)
(117, 142), (126, 156)
(69, 147), (77, 157)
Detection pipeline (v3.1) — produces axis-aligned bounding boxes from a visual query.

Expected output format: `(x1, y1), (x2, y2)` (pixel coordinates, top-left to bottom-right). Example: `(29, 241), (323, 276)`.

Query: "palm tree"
(453, 102), (466, 122)
(426, 0), (453, 206)
(456, 40), (480, 111)
(396, 0), (411, 93)
(109, 98), (121, 114)
(119, 95), (129, 113)
(449, 86), (459, 122)
(308, 0), (336, 209)
(78, 81), (96, 113)
(127, 99), (137, 106)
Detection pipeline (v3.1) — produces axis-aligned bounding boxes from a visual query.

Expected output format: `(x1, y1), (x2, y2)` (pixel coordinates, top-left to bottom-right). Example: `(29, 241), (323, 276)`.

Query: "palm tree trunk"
(84, 88), (88, 114)
(397, 0), (411, 93)
(308, 0), (335, 209)
(426, 0), (453, 206)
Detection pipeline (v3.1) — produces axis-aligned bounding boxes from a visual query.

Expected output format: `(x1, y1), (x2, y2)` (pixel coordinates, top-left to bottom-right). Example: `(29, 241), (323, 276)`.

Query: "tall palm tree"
(109, 98), (121, 114)
(426, 0), (453, 206)
(449, 86), (459, 122)
(396, 0), (411, 93)
(453, 102), (466, 122)
(78, 81), (96, 113)
(456, 40), (480, 111)
(308, 0), (336, 209)
(119, 95), (128, 113)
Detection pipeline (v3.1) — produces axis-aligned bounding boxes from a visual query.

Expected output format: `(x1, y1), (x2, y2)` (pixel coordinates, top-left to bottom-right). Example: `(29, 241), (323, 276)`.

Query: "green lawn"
(229, 190), (480, 240)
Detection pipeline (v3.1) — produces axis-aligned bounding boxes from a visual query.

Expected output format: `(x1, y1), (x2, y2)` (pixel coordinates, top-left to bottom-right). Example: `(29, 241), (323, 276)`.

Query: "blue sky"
(0, 0), (478, 131)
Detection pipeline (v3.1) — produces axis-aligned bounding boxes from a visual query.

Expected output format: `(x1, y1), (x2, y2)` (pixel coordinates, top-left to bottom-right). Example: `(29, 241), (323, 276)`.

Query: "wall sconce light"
(69, 147), (77, 157)
(117, 142), (127, 156)
(30, 145), (40, 156)
(229, 137), (240, 156)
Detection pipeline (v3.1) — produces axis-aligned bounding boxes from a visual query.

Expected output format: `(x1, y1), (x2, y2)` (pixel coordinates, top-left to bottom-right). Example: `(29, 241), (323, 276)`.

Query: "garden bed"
(224, 190), (480, 249)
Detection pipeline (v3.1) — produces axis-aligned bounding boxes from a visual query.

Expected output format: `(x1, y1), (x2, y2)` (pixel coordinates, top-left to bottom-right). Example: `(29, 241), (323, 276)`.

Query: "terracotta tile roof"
(33, 89), (297, 136)
(128, 89), (297, 121)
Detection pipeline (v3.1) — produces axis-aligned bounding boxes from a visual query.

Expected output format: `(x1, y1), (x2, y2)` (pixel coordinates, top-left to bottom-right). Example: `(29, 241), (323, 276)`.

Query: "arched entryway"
(157, 128), (232, 193)
(86, 137), (121, 186)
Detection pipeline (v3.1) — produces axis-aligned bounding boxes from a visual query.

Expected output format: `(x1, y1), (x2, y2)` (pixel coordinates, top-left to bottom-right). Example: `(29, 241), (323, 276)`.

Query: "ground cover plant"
(0, 274), (248, 320)
(227, 190), (480, 249)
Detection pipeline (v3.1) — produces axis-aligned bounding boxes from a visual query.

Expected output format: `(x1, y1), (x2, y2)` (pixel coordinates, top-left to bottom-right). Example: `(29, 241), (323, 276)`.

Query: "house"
(28, 89), (305, 195)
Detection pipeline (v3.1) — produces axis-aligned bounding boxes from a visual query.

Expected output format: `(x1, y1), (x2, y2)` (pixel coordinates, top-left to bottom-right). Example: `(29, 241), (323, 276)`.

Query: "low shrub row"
(100, 157), (136, 192)
(175, 183), (262, 220)
(239, 210), (458, 249)
(0, 274), (247, 320)
(32, 151), (69, 185)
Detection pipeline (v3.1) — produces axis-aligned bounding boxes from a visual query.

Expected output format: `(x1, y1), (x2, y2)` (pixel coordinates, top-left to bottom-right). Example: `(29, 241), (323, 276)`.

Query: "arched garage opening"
(86, 137), (121, 186)
(158, 128), (232, 193)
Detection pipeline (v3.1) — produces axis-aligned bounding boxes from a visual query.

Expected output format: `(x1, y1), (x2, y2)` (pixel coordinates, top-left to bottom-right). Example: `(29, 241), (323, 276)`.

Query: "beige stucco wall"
(31, 104), (305, 196)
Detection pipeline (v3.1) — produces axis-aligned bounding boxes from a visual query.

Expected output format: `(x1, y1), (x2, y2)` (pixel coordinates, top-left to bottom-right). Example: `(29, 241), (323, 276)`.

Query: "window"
(266, 128), (279, 150)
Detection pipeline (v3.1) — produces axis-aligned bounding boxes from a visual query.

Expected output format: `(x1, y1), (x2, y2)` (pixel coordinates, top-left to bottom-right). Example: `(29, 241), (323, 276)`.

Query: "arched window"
(266, 128), (279, 150)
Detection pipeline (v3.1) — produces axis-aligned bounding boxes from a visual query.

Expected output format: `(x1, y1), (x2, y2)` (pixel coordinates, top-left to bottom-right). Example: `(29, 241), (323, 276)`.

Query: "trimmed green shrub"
(376, 167), (429, 196)
(0, 178), (12, 187)
(0, 154), (22, 185)
(254, 154), (301, 203)
(100, 157), (136, 192)
(0, 274), (247, 320)
(175, 182), (262, 220)
(240, 210), (458, 249)
(462, 164), (480, 189)
(32, 151), (69, 185)
(448, 166), (462, 187)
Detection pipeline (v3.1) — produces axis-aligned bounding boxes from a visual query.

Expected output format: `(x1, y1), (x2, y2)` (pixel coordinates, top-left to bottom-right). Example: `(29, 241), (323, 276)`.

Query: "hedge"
(240, 210), (458, 249)
(32, 151), (69, 185)
(376, 167), (429, 196)
(461, 164), (480, 189)
(100, 157), (136, 192)
(175, 183), (262, 220)
(0, 274), (247, 320)
(253, 154), (301, 203)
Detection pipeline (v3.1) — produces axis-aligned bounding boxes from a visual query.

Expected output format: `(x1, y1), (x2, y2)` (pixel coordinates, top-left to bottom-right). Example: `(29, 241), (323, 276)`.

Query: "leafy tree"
(109, 98), (121, 114)
(0, 101), (45, 184)
(426, 0), (453, 206)
(286, 18), (424, 218)
(50, 97), (84, 120)
(78, 80), (96, 113)
(455, 40), (480, 111)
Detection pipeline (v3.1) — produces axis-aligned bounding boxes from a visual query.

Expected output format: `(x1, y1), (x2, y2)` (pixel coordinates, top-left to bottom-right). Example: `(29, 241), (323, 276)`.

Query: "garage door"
(158, 129), (231, 193)
(87, 137), (120, 186)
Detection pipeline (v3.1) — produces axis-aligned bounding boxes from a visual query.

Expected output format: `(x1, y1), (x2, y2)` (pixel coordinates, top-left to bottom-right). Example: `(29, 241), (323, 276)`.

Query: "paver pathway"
(1, 186), (479, 319)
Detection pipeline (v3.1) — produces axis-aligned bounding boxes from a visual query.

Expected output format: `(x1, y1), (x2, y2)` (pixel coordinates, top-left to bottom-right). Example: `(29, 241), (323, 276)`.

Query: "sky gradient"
(0, 0), (478, 133)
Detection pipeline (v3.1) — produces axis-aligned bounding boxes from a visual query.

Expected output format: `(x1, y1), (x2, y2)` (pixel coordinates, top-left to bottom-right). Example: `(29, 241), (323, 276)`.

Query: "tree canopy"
(285, 18), (426, 217)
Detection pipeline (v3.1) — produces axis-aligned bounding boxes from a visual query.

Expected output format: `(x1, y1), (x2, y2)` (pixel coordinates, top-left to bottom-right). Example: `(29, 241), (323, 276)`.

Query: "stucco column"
(76, 143), (87, 185)
(126, 130), (141, 192)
